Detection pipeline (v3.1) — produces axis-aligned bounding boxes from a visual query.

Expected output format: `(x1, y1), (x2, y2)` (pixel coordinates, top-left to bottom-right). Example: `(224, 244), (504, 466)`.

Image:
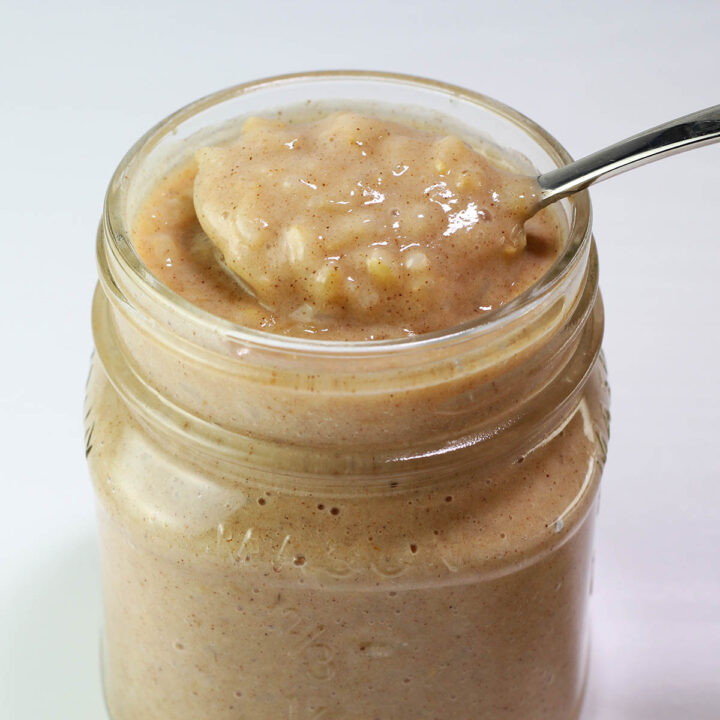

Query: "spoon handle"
(537, 104), (720, 206)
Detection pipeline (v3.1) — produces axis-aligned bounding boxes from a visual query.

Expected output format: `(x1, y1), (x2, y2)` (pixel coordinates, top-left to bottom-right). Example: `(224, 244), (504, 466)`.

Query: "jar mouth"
(103, 70), (592, 357)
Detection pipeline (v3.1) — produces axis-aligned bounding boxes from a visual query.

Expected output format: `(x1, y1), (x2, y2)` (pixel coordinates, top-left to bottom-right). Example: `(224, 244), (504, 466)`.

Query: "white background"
(1, 1), (719, 718)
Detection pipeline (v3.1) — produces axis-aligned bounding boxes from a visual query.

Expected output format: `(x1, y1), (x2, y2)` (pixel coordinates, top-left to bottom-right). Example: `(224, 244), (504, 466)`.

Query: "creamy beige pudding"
(87, 79), (609, 720)
(134, 111), (561, 339)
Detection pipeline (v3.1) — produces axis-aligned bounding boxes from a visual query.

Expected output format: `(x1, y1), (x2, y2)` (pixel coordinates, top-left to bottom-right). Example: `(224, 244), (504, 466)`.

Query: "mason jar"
(85, 71), (610, 720)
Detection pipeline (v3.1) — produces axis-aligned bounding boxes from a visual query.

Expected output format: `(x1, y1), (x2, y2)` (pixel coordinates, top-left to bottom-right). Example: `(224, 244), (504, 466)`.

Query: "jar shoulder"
(86, 355), (609, 589)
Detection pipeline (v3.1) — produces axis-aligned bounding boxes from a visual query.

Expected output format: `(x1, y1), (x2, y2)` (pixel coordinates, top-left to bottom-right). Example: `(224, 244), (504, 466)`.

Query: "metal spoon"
(535, 104), (720, 210)
(204, 104), (720, 300)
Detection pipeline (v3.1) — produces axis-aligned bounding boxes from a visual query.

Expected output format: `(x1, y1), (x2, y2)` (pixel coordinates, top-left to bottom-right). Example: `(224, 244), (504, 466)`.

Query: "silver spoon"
(205, 104), (720, 299)
(535, 104), (720, 210)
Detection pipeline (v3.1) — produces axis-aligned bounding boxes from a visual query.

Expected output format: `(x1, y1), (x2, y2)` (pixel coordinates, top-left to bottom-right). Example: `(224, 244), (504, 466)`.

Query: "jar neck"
(94, 214), (601, 492)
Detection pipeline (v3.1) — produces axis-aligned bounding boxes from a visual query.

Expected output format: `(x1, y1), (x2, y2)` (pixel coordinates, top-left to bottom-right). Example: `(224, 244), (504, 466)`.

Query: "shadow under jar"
(85, 72), (610, 720)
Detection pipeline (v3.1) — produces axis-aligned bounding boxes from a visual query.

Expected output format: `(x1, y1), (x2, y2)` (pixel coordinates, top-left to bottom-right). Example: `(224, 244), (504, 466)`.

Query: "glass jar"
(86, 72), (609, 720)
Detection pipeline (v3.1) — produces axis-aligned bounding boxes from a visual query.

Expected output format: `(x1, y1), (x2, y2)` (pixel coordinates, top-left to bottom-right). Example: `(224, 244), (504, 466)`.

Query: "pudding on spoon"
(192, 111), (557, 337)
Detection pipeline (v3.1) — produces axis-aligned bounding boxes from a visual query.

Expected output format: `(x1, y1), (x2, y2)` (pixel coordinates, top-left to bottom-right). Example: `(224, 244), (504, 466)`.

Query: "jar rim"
(103, 69), (592, 357)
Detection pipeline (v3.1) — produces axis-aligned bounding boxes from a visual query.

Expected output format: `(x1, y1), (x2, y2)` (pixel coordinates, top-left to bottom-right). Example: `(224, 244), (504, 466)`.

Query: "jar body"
(86, 336), (609, 720)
